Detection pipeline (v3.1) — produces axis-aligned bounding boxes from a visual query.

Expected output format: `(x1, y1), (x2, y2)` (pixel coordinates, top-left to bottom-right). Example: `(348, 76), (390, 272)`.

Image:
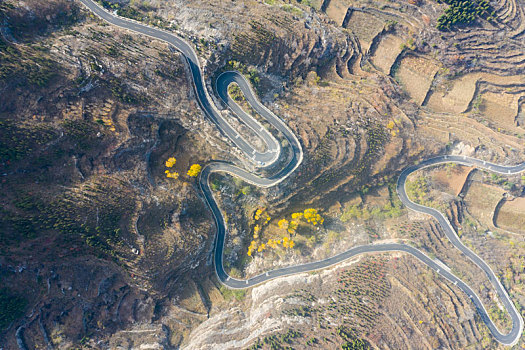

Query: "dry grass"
(463, 182), (505, 229)
(427, 73), (481, 114)
(325, 0), (350, 25)
(396, 56), (439, 105)
(371, 34), (406, 74)
(344, 11), (385, 52)
(427, 72), (525, 116)
(496, 196), (525, 234)
(478, 90), (525, 137)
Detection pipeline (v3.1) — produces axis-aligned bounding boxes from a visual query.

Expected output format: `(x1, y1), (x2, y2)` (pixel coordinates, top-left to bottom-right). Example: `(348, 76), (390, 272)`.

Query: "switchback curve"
(77, 0), (524, 345)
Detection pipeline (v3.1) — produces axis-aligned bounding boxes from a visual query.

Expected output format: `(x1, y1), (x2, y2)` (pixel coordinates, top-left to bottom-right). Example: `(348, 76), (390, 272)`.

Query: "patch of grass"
(62, 119), (98, 151)
(106, 45), (121, 58)
(299, 0), (320, 9)
(340, 202), (402, 222)
(96, 0), (121, 10)
(249, 329), (303, 349)
(117, 6), (144, 21)
(284, 305), (312, 317)
(106, 77), (147, 105)
(0, 119), (57, 164)
(337, 326), (371, 350)
(219, 285), (246, 301)
(0, 288), (27, 331)
(281, 4), (303, 16)
(406, 175), (432, 206)
(98, 1), (170, 28)
(341, 184), (403, 223)
(0, 44), (59, 87)
(400, 38), (416, 51)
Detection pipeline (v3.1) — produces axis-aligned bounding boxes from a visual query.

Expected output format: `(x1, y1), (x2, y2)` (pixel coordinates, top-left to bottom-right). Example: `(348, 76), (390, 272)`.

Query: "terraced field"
(322, 0), (525, 160)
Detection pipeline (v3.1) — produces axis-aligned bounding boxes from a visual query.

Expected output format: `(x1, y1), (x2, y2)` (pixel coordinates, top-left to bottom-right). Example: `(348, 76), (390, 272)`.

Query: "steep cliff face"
(183, 255), (493, 349)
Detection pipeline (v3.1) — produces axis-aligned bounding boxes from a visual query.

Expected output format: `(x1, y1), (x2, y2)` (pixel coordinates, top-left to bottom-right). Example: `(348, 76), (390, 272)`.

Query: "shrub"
(436, 0), (495, 30)
(0, 289), (27, 330)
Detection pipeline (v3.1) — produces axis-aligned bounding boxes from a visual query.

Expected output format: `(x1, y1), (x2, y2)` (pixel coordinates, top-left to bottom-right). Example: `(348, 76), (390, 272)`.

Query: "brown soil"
(433, 165), (475, 196)
(325, 0), (350, 25)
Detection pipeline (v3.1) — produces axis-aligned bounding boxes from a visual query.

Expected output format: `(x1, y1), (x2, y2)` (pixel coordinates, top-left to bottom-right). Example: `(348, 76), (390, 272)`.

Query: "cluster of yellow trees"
(247, 240), (258, 256)
(165, 157), (179, 179)
(187, 164), (202, 177)
(254, 208), (264, 220)
(247, 237), (295, 256)
(96, 116), (116, 133)
(278, 218), (298, 234)
(277, 208), (324, 234)
(252, 208), (271, 240)
(247, 207), (296, 257)
(303, 208), (324, 226)
(164, 157), (202, 179)
(165, 157), (177, 167)
(386, 119), (401, 137)
(247, 208), (324, 257)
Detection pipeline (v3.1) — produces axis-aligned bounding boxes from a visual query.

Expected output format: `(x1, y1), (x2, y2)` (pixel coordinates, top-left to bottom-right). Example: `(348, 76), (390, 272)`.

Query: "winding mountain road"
(78, 0), (524, 345)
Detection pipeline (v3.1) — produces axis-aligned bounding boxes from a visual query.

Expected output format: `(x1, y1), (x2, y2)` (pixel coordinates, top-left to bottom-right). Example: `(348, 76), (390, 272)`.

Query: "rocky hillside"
(1, 0), (524, 348)
(0, 0), (230, 347)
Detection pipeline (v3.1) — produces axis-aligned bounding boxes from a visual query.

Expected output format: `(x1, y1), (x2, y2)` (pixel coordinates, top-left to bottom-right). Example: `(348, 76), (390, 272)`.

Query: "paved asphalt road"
(397, 155), (525, 345)
(77, 0), (279, 166)
(78, 0), (523, 345)
(215, 72), (280, 160)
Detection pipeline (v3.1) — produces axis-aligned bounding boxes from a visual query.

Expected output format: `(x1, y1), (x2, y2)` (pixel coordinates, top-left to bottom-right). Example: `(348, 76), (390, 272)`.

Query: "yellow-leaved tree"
(282, 236), (295, 249)
(291, 212), (303, 219)
(165, 170), (179, 179)
(303, 208), (324, 226)
(164, 157), (179, 179)
(165, 157), (176, 168)
(247, 240), (258, 256)
(278, 219), (289, 229)
(254, 208), (264, 220)
(187, 163), (202, 177)
(288, 220), (298, 234)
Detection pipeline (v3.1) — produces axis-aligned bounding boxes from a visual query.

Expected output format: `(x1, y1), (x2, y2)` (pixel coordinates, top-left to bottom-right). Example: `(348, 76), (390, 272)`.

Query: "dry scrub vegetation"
(1, 0), (525, 348)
